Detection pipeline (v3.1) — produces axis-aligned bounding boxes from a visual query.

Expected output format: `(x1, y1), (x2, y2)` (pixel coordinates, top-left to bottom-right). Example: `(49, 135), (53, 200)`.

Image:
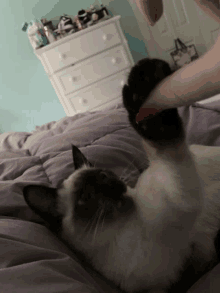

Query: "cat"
(23, 58), (220, 293)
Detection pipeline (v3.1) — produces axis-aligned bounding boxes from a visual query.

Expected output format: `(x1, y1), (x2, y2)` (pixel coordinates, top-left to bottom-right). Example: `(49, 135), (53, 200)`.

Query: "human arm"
(135, 0), (220, 122)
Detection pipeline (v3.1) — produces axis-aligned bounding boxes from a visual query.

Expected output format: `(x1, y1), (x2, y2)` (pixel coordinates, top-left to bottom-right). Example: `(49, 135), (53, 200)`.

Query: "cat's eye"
(100, 171), (108, 180)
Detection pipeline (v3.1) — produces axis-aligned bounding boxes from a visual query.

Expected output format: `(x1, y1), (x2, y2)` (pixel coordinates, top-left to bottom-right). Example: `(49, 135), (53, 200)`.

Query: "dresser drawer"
(68, 69), (129, 113)
(42, 23), (121, 74)
(55, 45), (130, 95)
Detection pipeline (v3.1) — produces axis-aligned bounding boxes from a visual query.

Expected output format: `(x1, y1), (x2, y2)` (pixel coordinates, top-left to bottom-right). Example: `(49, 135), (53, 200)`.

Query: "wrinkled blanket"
(0, 101), (220, 293)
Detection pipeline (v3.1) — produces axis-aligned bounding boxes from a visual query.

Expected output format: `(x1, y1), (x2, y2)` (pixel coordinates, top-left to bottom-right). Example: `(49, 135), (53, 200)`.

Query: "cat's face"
(57, 145), (136, 240)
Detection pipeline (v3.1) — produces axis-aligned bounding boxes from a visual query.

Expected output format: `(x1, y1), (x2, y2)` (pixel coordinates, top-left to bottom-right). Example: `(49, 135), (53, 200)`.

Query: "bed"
(0, 97), (220, 293)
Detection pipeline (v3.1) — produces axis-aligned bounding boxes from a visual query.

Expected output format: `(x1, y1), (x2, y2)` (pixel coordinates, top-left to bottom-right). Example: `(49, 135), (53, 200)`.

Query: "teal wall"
(0, 0), (148, 133)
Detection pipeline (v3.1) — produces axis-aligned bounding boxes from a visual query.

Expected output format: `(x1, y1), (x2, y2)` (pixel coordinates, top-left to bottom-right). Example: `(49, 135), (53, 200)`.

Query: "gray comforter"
(0, 101), (220, 293)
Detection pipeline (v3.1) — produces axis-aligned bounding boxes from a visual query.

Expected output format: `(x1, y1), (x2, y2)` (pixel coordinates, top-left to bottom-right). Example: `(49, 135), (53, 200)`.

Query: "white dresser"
(35, 15), (134, 115)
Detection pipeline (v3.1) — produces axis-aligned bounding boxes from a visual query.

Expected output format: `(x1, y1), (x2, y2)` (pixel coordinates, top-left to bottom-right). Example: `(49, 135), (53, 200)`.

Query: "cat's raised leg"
(123, 83), (204, 291)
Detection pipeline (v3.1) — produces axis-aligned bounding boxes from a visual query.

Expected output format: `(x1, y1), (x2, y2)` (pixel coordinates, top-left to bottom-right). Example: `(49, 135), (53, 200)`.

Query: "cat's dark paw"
(136, 108), (185, 147)
(122, 58), (185, 147)
(122, 58), (173, 127)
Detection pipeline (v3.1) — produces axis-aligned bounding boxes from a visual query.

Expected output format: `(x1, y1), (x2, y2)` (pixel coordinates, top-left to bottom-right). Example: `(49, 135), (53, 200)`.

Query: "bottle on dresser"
(22, 19), (49, 49)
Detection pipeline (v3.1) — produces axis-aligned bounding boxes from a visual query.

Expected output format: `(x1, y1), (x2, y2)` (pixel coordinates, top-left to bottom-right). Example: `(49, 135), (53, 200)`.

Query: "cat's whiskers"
(100, 205), (107, 233)
(86, 207), (102, 236)
(80, 206), (103, 240)
(121, 169), (135, 183)
(119, 157), (136, 182)
(119, 159), (134, 180)
(92, 206), (105, 245)
(122, 169), (139, 184)
(121, 159), (149, 183)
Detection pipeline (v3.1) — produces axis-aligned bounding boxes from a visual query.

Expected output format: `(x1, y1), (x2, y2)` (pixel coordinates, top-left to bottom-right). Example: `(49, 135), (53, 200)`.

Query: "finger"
(136, 107), (162, 123)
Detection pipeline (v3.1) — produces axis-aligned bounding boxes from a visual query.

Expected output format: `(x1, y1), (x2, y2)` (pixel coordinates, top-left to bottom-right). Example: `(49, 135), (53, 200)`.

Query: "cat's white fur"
(56, 142), (220, 293)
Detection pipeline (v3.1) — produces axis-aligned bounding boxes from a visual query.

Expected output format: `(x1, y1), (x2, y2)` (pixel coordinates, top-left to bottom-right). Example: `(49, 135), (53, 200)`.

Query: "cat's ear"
(71, 145), (93, 169)
(23, 185), (62, 234)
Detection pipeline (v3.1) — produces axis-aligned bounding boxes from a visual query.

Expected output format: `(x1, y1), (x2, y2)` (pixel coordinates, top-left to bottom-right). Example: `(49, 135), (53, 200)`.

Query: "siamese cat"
(23, 58), (220, 293)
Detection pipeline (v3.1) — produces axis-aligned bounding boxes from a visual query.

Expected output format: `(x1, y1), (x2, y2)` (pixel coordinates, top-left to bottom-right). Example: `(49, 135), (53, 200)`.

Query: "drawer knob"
(102, 33), (112, 41)
(79, 98), (88, 105)
(112, 57), (121, 64)
(70, 76), (80, 82)
(102, 34), (107, 41)
(59, 53), (67, 60)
